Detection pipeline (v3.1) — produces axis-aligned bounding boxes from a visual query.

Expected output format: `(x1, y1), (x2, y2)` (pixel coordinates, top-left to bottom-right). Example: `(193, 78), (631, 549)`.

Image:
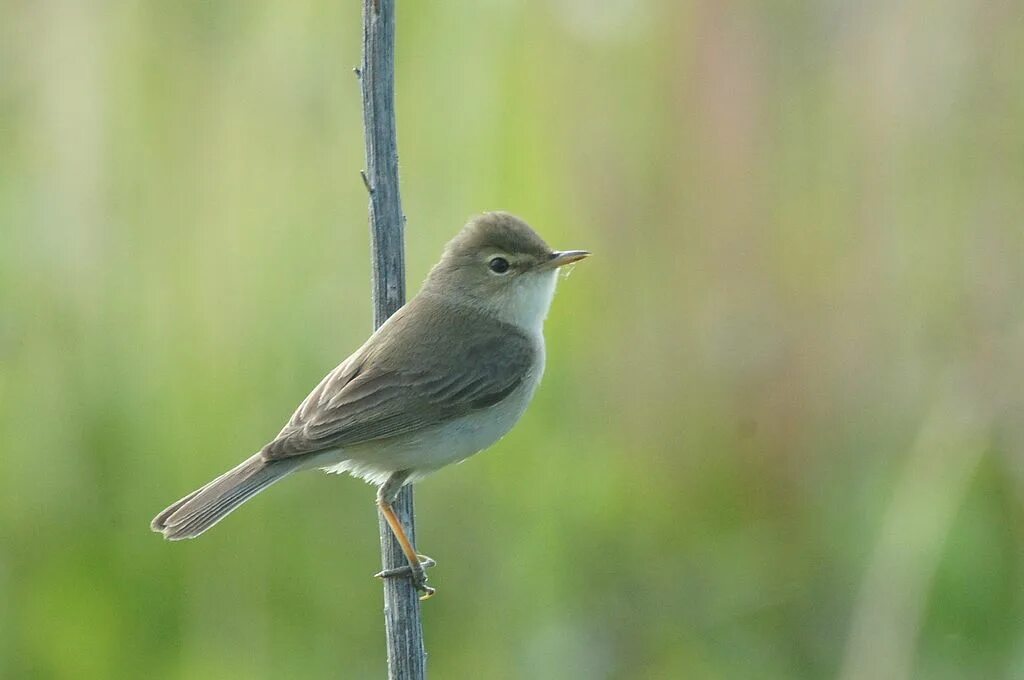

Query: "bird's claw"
(374, 555), (437, 600)
(374, 554), (436, 577)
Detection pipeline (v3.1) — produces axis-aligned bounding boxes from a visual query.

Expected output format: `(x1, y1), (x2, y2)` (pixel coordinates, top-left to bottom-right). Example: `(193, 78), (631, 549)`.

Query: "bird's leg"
(374, 471), (436, 599)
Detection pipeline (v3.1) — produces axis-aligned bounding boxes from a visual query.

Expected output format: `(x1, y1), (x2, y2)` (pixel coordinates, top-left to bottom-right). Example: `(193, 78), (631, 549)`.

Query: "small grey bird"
(151, 212), (588, 597)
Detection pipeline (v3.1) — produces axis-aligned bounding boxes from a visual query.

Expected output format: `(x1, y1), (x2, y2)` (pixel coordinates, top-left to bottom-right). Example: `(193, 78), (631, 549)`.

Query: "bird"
(151, 211), (589, 598)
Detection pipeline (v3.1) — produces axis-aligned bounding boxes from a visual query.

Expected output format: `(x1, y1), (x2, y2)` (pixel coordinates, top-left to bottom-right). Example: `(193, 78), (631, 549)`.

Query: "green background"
(2, 1), (1023, 678)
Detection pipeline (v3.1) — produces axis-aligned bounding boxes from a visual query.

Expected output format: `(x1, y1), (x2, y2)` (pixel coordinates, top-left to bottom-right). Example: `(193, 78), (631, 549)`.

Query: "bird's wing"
(261, 308), (536, 460)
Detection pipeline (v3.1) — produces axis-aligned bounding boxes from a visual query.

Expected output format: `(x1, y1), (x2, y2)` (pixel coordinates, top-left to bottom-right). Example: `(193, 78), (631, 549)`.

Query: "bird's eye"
(488, 257), (510, 274)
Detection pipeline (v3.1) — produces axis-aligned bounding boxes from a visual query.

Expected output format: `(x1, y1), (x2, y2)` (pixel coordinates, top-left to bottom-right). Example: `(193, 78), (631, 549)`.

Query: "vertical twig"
(359, 1), (427, 678)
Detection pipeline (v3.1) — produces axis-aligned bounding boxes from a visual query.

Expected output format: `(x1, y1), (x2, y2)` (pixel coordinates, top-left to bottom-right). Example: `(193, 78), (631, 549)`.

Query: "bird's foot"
(375, 555), (437, 600)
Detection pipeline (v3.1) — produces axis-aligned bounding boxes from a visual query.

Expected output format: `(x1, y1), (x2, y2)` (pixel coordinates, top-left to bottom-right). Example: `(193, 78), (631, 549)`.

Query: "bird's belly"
(319, 365), (542, 485)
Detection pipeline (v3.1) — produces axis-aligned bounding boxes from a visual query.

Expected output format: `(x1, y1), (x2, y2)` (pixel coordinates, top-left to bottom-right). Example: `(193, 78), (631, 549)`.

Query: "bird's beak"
(542, 250), (590, 270)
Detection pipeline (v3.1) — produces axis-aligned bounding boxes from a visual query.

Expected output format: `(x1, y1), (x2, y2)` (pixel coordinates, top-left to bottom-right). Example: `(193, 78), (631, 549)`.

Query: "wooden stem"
(360, 1), (426, 678)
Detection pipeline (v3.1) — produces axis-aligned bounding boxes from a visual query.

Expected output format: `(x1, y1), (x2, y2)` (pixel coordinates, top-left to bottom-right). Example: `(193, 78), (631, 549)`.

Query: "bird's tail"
(151, 453), (300, 540)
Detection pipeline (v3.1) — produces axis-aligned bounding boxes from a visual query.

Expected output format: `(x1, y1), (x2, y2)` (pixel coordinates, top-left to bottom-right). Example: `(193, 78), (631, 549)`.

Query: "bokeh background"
(2, 1), (1024, 678)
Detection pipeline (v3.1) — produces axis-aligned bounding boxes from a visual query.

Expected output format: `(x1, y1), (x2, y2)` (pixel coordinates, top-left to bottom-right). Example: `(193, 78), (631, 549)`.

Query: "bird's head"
(423, 212), (589, 330)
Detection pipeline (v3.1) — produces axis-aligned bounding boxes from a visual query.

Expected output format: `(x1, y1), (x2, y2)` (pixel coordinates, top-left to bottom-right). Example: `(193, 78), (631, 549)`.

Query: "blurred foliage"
(2, 1), (1024, 678)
